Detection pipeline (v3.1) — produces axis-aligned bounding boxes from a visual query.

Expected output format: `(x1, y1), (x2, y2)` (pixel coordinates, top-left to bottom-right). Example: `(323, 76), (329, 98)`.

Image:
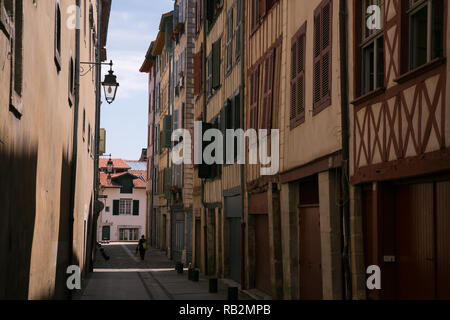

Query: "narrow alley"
(78, 244), (245, 300)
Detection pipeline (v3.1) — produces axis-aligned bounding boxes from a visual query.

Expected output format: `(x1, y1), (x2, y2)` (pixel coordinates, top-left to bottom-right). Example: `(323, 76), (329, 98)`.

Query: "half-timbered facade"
(349, 0), (450, 299)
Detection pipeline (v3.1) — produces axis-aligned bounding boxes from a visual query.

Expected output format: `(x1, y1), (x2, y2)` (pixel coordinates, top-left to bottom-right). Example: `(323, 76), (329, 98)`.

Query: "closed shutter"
(162, 115), (172, 148)
(164, 168), (172, 199)
(212, 38), (221, 89)
(258, 0), (266, 19)
(262, 49), (275, 130)
(251, 0), (259, 30)
(194, 49), (202, 95)
(291, 23), (306, 129)
(313, 0), (332, 111)
(249, 66), (259, 129)
(235, 0), (242, 60)
(113, 200), (119, 215)
(226, 9), (233, 72)
(133, 200), (139, 215)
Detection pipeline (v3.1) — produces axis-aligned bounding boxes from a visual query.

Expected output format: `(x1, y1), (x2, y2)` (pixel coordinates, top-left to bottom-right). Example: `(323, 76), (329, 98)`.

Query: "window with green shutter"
(133, 200), (139, 216)
(113, 200), (119, 215)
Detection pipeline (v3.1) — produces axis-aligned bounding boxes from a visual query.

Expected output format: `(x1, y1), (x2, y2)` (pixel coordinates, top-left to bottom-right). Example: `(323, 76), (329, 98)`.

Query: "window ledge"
(351, 87), (386, 106)
(394, 57), (446, 84)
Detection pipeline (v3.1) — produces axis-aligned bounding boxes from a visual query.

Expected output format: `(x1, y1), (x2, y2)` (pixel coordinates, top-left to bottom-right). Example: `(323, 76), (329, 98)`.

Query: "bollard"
(192, 269), (199, 282)
(228, 287), (239, 300)
(176, 262), (184, 274)
(209, 278), (218, 293)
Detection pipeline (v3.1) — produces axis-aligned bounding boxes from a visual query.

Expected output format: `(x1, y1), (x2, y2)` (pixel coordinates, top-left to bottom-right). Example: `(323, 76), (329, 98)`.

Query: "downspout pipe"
(339, 0), (352, 300)
(239, 0), (246, 290)
(69, 0), (82, 300)
(201, 0), (208, 274)
(90, 0), (102, 272)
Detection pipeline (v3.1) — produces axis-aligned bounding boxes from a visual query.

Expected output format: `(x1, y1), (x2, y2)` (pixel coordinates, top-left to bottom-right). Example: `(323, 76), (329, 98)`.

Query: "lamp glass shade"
(107, 159), (113, 173)
(102, 70), (119, 104)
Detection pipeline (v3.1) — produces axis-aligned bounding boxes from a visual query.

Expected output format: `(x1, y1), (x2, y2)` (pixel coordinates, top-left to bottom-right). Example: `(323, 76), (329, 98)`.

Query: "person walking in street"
(136, 235), (147, 261)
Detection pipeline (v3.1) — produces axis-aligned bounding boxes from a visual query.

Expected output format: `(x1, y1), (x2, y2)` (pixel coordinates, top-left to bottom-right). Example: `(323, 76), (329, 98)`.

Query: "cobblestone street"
(78, 244), (242, 300)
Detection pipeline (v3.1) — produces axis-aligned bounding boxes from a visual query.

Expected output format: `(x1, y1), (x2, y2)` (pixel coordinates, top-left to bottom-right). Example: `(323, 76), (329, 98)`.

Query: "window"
(249, 65), (260, 129)
(291, 23), (306, 129)
(88, 124), (91, 152)
(262, 49), (275, 130)
(206, 0), (223, 31)
(119, 228), (139, 241)
(195, 0), (203, 34)
(82, 109), (86, 140)
(54, 2), (62, 71)
(226, 8), (234, 73)
(194, 48), (203, 95)
(235, 0), (242, 61)
(212, 38), (221, 89)
(251, 0), (279, 32)
(407, 0), (444, 71)
(105, 206), (110, 212)
(119, 199), (132, 215)
(207, 53), (213, 97)
(360, 0), (384, 95)
(313, 0), (332, 113)
(68, 57), (75, 107)
(4, 0), (23, 116)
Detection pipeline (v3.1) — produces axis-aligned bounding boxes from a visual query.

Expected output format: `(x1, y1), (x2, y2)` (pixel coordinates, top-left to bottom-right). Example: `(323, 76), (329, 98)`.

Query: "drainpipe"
(201, 1), (208, 275)
(339, 0), (352, 300)
(239, 0), (246, 290)
(90, 0), (102, 272)
(69, 0), (82, 300)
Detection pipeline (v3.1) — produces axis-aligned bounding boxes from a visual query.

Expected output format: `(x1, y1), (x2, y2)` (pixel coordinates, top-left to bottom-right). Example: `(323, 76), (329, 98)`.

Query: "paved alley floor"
(78, 243), (233, 300)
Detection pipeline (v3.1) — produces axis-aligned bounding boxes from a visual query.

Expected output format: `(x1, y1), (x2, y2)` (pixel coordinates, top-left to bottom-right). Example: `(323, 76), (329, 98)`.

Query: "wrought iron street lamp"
(102, 61), (119, 104)
(80, 60), (119, 104)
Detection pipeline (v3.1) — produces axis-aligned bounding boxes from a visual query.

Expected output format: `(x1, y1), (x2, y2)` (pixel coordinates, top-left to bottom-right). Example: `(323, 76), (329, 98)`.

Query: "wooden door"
(436, 181), (450, 299)
(299, 206), (323, 300)
(254, 214), (271, 295)
(195, 219), (201, 268)
(395, 183), (435, 299)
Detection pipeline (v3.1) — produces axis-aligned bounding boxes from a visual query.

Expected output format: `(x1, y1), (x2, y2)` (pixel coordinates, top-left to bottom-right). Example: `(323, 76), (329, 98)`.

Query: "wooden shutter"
(249, 66), (259, 129)
(251, 0), (259, 30)
(133, 200), (139, 215)
(313, 0), (332, 111)
(113, 200), (119, 215)
(212, 38), (221, 89)
(194, 51), (200, 95)
(258, 0), (266, 19)
(291, 23), (306, 129)
(262, 49), (275, 130)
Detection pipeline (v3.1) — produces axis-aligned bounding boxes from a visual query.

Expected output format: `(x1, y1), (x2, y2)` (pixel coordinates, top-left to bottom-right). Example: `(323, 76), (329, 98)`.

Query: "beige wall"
(0, 0), (101, 299)
(282, 0), (342, 173)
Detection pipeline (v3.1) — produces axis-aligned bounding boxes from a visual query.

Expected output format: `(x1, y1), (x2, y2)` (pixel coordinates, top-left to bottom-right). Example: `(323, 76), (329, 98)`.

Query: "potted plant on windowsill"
(170, 185), (182, 203)
(170, 22), (185, 42)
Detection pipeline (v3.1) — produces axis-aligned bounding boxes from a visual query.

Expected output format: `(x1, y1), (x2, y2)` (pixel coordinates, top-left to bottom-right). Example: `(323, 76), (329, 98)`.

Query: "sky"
(100, 0), (174, 160)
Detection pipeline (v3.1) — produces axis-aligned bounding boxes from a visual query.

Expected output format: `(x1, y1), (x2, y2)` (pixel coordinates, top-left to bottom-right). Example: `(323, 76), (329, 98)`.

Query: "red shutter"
(262, 49), (275, 130)
(313, 9), (322, 106)
(313, 0), (332, 111)
(291, 23), (306, 129)
(249, 66), (260, 130)
(321, 1), (331, 100)
(252, 0), (259, 30)
(259, 0), (266, 19)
